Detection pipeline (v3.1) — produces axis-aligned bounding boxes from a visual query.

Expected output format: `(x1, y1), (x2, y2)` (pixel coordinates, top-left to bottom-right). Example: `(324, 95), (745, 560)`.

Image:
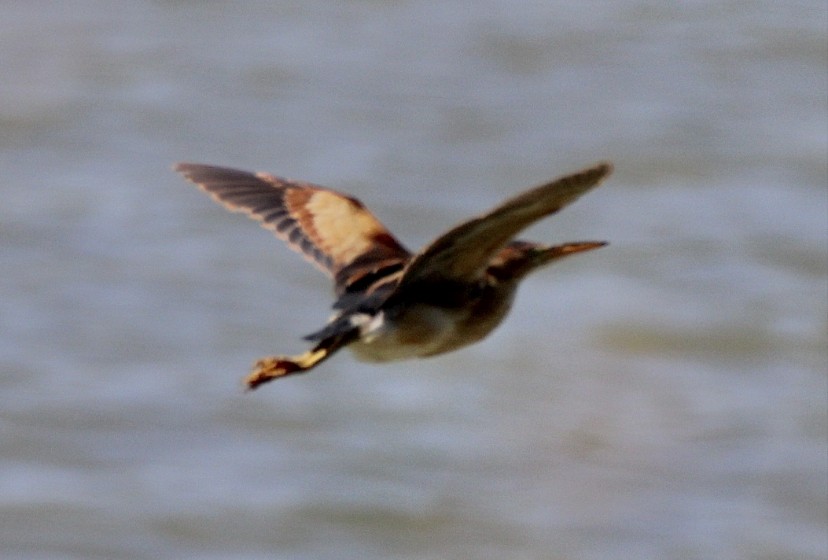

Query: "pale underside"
(346, 288), (515, 362)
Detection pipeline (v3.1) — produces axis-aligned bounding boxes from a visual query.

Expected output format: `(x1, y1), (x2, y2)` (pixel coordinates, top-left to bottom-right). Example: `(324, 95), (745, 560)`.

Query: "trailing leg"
(244, 329), (357, 390)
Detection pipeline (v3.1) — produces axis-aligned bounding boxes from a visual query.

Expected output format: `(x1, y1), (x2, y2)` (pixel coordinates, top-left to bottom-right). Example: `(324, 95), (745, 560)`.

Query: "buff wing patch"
(175, 163), (411, 282)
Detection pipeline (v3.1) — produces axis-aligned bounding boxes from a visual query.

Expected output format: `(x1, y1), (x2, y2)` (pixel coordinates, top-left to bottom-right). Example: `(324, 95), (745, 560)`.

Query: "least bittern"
(175, 161), (612, 389)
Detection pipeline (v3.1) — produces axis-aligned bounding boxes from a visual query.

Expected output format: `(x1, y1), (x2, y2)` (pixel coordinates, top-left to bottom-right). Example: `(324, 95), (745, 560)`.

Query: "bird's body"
(175, 161), (612, 389)
(342, 280), (516, 362)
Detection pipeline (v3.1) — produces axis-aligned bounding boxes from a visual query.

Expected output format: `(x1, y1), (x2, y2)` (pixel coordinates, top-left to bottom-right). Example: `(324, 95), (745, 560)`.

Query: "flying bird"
(175, 161), (612, 389)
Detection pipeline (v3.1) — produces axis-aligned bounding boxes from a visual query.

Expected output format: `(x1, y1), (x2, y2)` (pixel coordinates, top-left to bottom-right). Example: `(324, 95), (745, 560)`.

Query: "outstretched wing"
(174, 163), (411, 290)
(395, 162), (612, 288)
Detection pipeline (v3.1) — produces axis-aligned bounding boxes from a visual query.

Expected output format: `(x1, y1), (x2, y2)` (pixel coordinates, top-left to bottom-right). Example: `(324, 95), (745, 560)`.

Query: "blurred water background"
(1, 2), (826, 559)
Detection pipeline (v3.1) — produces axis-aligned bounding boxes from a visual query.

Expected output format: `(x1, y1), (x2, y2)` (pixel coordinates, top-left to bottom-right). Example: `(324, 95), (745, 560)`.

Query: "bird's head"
(486, 240), (607, 283)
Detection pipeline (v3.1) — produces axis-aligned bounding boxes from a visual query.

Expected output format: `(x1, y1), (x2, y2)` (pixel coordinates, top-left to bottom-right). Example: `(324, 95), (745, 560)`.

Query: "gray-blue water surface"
(1, 2), (826, 559)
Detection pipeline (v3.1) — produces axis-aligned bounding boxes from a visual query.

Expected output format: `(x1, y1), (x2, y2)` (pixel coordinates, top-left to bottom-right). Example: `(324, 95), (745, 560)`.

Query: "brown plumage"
(175, 161), (612, 389)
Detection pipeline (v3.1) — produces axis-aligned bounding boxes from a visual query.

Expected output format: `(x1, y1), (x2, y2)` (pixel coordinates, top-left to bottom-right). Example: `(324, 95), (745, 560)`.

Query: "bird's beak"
(531, 241), (608, 267)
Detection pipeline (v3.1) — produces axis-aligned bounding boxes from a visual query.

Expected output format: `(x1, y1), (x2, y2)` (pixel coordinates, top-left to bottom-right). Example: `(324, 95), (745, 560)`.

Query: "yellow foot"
(244, 357), (301, 390)
(244, 348), (328, 390)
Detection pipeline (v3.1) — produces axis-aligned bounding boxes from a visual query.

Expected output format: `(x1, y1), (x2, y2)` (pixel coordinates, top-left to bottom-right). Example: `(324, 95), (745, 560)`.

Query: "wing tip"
(589, 160), (614, 180)
(172, 161), (211, 183)
(172, 161), (197, 173)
